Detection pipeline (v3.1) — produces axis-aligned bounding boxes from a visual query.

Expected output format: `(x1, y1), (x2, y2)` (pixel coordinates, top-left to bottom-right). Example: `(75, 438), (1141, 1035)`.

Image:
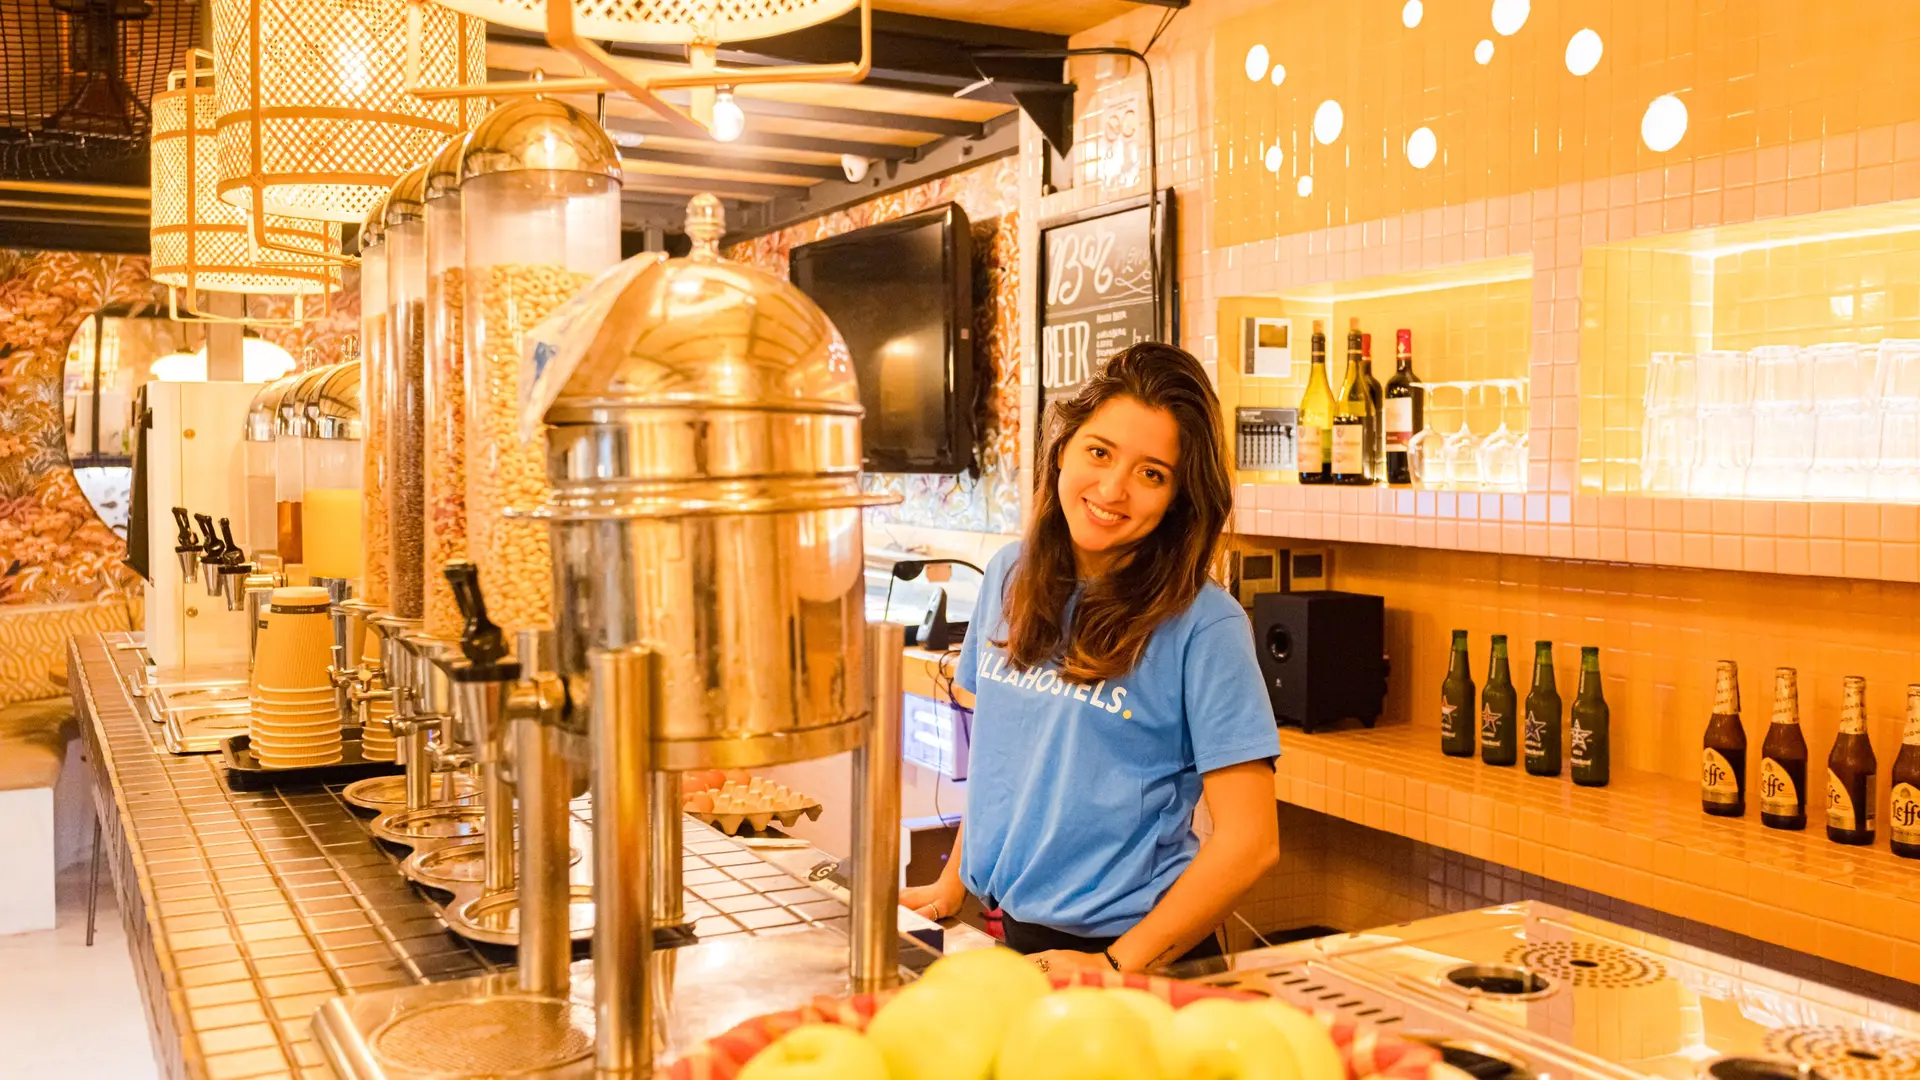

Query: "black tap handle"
(172, 507), (198, 551)
(217, 518), (247, 565)
(444, 560), (509, 667)
(194, 513), (225, 560)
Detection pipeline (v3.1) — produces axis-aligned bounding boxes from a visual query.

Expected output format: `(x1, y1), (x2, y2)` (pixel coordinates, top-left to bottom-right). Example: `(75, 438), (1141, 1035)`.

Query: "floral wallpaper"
(727, 157), (1023, 534)
(251, 264), (362, 370)
(0, 250), (148, 605)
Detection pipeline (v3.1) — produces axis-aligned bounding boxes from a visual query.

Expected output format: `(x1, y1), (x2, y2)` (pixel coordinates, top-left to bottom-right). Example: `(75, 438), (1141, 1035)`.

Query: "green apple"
(738, 1023), (888, 1080)
(920, 945), (1054, 1006)
(1101, 988), (1179, 1077)
(1164, 999), (1302, 1080)
(866, 979), (1005, 1080)
(1246, 1001), (1343, 1080)
(994, 988), (1159, 1080)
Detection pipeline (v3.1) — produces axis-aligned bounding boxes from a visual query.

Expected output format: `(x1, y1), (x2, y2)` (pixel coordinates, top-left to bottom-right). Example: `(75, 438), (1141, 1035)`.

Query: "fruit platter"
(682, 769), (823, 836)
(665, 946), (1443, 1080)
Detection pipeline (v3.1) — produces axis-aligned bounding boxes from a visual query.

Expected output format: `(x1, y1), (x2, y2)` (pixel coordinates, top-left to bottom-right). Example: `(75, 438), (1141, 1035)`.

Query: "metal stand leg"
(85, 816), (102, 947)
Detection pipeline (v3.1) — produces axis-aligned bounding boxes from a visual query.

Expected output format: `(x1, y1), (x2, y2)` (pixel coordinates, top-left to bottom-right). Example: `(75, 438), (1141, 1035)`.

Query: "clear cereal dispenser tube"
(422, 133), (470, 641)
(460, 98), (622, 635)
(383, 164), (430, 622)
(358, 195), (391, 610)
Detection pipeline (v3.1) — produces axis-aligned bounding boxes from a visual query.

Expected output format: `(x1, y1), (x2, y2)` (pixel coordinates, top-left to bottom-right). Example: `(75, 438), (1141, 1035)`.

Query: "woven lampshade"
(150, 63), (341, 296)
(210, 0), (487, 224)
(432, 0), (858, 45)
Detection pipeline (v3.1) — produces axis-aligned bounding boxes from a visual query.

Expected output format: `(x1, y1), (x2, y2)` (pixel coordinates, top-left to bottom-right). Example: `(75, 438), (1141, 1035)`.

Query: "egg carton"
(686, 800), (823, 837)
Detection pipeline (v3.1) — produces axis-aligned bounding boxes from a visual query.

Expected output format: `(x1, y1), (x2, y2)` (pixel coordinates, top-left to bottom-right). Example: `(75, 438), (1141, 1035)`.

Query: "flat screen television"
(789, 203), (976, 473)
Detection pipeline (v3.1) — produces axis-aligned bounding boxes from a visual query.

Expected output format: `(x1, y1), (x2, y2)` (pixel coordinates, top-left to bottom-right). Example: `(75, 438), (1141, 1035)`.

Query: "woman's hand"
(1027, 949), (1108, 975)
(900, 876), (966, 921)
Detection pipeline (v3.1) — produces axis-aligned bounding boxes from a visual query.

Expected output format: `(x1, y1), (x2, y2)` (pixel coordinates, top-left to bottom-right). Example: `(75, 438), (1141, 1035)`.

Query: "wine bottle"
(1891, 685), (1920, 859)
(1481, 635), (1518, 766)
(1441, 629), (1475, 757)
(1384, 329), (1424, 485)
(1570, 647), (1610, 786)
(1760, 667), (1809, 830)
(1297, 321), (1333, 485)
(1361, 332), (1384, 481)
(1332, 319), (1373, 485)
(1523, 640), (1562, 776)
(1702, 659), (1746, 817)
(1826, 675), (1878, 845)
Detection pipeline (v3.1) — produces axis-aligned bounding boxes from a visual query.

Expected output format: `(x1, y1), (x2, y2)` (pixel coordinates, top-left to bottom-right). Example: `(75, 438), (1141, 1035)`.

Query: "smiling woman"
(900, 343), (1281, 975)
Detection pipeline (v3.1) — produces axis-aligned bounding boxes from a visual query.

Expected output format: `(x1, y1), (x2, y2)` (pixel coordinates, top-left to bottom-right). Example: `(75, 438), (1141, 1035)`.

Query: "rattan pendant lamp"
(209, 0), (487, 238)
(149, 50), (342, 323)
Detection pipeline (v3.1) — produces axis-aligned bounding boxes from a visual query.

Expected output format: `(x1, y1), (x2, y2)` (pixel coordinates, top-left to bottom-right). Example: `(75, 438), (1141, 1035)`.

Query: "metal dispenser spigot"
(171, 507), (202, 578)
(440, 561), (518, 900)
(216, 519), (262, 610)
(194, 513), (226, 594)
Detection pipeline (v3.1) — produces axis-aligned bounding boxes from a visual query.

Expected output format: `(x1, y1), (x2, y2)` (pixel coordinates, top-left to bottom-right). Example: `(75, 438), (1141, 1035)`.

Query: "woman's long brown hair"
(1000, 342), (1234, 683)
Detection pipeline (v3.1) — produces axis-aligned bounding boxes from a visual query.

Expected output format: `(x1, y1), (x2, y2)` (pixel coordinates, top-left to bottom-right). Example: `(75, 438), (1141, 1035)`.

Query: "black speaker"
(1251, 590), (1387, 733)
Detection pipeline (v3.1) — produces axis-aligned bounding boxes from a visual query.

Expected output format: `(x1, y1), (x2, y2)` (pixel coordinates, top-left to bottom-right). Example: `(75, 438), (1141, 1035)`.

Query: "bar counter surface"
(68, 631), (862, 1080)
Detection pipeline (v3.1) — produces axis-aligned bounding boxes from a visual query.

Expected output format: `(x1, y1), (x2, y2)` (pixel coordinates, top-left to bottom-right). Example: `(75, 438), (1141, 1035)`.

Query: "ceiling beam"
(601, 116), (919, 161)
(619, 147), (841, 182)
(621, 173), (799, 201)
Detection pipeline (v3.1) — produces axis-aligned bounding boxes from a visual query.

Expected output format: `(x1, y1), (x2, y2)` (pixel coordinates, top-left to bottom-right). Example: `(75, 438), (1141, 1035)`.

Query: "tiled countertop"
(1274, 721), (1920, 984)
(68, 632), (858, 1080)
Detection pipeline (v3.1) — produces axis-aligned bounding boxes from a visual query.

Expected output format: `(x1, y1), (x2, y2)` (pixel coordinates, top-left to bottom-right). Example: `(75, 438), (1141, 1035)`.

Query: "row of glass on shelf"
(1406, 379), (1530, 492)
(1643, 339), (1920, 499)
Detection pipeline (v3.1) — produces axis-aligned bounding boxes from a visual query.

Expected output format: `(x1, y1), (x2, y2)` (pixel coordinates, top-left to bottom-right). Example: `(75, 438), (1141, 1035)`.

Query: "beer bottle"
(1825, 675), (1878, 846)
(1481, 635), (1518, 766)
(1891, 685), (1920, 859)
(1523, 641), (1562, 776)
(1570, 647), (1610, 786)
(1760, 667), (1809, 830)
(1702, 660), (1746, 817)
(1441, 630), (1476, 757)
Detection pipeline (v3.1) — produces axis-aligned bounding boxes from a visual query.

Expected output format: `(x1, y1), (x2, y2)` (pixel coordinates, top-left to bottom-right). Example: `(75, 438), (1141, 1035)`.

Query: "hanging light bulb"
(711, 88), (746, 142)
(151, 351), (209, 382)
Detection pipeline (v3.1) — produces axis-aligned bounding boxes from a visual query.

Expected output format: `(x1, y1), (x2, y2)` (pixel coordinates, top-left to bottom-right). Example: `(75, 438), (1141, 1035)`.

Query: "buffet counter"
(67, 631), (881, 1080)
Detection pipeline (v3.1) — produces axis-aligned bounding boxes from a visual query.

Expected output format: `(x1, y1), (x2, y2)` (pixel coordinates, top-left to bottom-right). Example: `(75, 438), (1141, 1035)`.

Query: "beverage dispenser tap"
(171, 507), (201, 577)
(215, 518), (258, 610)
(193, 513), (226, 594)
(439, 561), (519, 898)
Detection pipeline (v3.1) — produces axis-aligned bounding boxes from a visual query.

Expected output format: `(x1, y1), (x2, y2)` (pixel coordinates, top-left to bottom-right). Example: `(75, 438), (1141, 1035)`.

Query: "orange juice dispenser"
(300, 360), (363, 586)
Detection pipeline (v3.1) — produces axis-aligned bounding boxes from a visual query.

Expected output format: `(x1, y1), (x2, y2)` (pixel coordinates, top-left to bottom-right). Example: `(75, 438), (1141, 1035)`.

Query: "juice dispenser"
(273, 364), (332, 572)
(301, 360), (364, 584)
(243, 374), (298, 558)
(461, 96), (622, 640)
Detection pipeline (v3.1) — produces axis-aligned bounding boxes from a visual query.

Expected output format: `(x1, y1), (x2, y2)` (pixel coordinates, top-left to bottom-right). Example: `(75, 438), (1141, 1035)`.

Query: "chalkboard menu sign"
(1037, 191), (1175, 441)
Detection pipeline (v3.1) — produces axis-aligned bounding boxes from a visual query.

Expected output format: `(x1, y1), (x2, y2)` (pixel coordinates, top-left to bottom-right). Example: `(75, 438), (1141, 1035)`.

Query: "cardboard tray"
(220, 732), (403, 791)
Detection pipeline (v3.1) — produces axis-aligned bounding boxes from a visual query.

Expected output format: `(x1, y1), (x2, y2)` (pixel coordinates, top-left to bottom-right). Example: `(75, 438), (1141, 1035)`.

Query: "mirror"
(62, 305), (203, 537)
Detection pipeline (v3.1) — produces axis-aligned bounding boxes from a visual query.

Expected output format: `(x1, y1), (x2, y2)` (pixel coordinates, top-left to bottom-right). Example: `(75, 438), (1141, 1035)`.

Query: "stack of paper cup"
(250, 586), (343, 768)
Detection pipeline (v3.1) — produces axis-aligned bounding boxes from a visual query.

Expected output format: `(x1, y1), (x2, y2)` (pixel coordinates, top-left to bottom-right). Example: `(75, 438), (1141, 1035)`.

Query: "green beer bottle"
(1570, 647), (1610, 786)
(1524, 641), (1562, 776)
(1441, 630), (1475, 757)
(1481, 635), (1518, 766)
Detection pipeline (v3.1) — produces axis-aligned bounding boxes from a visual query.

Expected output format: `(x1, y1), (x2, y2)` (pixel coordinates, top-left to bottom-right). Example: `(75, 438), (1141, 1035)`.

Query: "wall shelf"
(1274, 722), (1920, 985)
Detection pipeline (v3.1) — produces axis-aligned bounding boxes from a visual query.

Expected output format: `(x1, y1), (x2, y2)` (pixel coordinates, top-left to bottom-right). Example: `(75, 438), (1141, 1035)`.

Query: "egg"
(723, 768), (752, 787)
(694, 769), (727, 790)
(684, 791), (714, 813)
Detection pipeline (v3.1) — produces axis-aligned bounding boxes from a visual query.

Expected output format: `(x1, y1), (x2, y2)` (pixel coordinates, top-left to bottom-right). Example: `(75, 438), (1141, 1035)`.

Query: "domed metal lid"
(461, 96), (623, 184)
(360, 190), (389, 250)
(244, 374), (301, 442)
(277, 364), (336, 436)
(383, 165), (428, 227)
(425, 132), (469, 201)
(309, 360), (363, 440)
(547, 196), (859, 419)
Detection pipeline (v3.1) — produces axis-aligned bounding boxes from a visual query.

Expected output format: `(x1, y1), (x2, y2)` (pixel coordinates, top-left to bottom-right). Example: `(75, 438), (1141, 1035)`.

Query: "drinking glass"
(1406, 382), (1448, 488)
(1640, 352), (1698, 494)
(1477, 381), (1525, 491)
(1444, 382), (1484, 489)
(1809, 342), (1874, 499)
(1691, 350), (1753, 496)
(1747, 344), (1814, 498)
(1873, 338), (1920, 500)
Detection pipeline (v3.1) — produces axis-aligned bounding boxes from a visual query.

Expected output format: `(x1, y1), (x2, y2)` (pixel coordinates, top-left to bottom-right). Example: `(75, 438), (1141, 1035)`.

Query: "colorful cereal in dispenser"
(383, 165), (430, 621)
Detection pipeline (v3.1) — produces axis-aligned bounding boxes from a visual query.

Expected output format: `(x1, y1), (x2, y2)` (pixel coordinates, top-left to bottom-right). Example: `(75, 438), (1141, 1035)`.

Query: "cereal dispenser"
(313, 196), (907, 1080)
(242, 374), (298, 559)
(422, 133), (471, 644)
(460, 96), (622, 641)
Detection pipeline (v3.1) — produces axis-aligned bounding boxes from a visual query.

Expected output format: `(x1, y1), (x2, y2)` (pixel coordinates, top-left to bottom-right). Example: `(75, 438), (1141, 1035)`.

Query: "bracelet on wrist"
(1102, 947), (1122, 972)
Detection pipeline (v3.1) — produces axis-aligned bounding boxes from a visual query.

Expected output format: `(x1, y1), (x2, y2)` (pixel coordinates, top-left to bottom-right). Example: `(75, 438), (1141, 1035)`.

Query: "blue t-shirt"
(955, 543), (1281, 938)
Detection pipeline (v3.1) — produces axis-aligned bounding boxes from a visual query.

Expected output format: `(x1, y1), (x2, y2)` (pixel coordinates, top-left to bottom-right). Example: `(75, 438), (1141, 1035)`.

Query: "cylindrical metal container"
(302, 361), (364, 583)
(359, 198), (392, 609)
(539, 195), (888, 769)
(384, 166), (430, 621)
(461, 96), (622, 638)
(273, 365), (332, 568)
(243, 374), (299, 558)
(422, 134), (470, 641)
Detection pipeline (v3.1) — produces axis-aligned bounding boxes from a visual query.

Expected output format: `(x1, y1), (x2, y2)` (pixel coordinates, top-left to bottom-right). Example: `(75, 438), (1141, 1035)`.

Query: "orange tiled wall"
(1308, 539), (1920, 792)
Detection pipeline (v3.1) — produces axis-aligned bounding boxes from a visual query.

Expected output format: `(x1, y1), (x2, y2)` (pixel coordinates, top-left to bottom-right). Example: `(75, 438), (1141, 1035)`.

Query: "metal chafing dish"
(1180, 901), (1920, 1080)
